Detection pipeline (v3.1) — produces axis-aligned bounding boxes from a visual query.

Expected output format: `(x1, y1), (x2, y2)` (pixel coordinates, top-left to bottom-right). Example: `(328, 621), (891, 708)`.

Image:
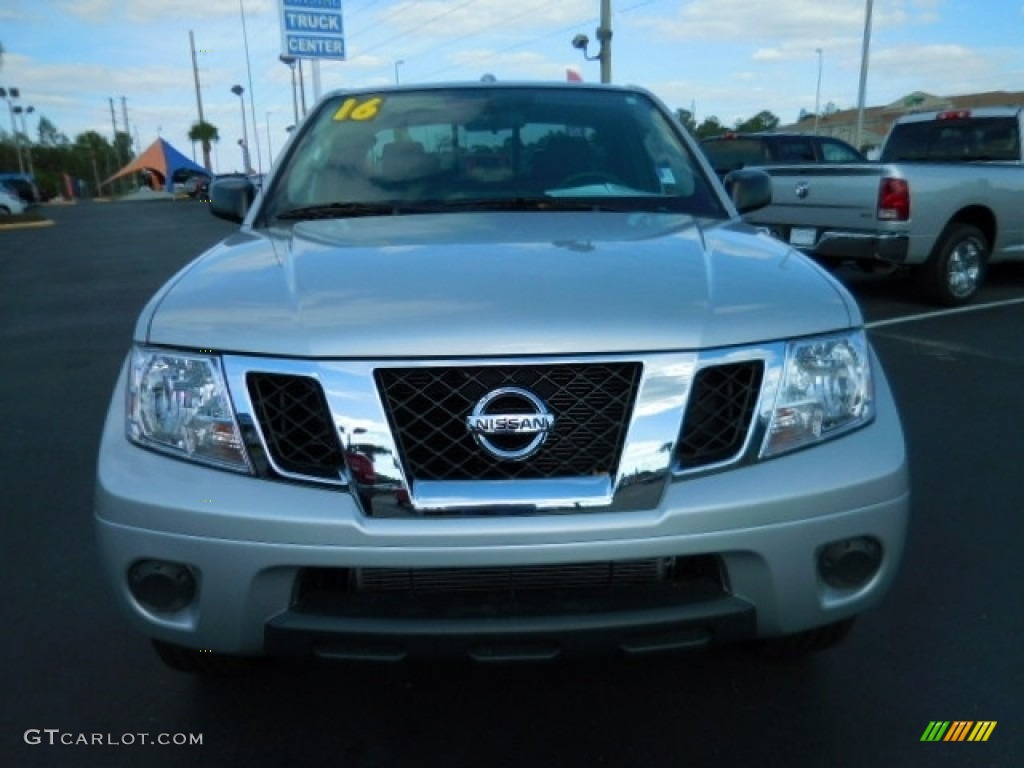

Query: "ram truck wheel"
(919, 223), (988, 306)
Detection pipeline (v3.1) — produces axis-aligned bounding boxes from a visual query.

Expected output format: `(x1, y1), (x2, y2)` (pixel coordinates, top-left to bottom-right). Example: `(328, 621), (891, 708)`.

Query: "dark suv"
(700, 132), (866, 179)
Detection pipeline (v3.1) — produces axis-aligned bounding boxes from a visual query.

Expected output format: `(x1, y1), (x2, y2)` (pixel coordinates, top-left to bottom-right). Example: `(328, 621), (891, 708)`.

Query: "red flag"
(566, 68), (583, 82)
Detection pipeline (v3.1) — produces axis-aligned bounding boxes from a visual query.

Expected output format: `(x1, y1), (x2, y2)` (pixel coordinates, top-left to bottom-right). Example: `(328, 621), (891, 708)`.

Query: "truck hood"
(140, 211), (856, 357)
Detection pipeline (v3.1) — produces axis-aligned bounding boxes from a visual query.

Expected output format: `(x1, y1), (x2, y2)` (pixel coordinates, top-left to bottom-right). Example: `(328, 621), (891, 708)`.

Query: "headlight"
(127, 347), (251, 472)
(761, 331), (873, 458)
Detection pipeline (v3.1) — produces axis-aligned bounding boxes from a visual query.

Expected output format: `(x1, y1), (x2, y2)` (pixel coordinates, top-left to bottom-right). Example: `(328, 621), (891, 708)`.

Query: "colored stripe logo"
(921, 721), (997, 742)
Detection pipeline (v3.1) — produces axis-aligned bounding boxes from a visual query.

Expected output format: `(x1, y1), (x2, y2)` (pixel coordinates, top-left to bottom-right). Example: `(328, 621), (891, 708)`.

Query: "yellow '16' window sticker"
(333, 97), (383, 122)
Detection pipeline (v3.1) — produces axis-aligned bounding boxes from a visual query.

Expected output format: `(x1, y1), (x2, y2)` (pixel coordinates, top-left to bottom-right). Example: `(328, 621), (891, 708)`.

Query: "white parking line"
(865, 296), (1024, 330)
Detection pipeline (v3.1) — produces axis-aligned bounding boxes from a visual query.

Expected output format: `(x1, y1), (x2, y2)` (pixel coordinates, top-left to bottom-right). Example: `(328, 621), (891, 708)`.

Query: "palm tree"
(188, 120), (219, 173)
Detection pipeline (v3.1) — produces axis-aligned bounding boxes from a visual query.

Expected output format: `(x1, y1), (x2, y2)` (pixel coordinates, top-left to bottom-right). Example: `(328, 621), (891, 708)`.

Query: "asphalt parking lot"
(2, 200), (1022, 767)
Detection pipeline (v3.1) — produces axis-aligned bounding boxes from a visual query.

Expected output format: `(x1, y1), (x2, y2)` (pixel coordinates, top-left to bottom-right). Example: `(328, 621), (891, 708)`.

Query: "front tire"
(918, 223), (988, 306)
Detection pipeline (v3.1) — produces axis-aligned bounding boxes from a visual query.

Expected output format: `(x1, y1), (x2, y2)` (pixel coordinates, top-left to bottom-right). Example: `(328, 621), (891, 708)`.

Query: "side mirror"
(209, 177), (256, 223)
(723, 169), (772, 214)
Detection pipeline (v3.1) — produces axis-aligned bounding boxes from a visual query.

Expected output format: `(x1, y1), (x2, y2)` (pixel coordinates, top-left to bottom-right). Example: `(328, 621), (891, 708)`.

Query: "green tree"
(38, 116), (62, 146)
(674, 108), (697, 136)
(113, 130), (134, 164)
(74, 130), (114, 196)
(695, 116), (725, 139)
(734, 110), (780, 133)
(188, 120), (219, 172)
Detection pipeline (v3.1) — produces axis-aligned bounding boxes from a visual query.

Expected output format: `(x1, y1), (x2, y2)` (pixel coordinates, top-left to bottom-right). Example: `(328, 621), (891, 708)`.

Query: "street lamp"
(279, 55), (300, 125)
(569, 0), (612, 83)
(394, 60), (404, 84)
(231, 84), (251, 173)
(814, 48), (823, 136)
(0, 87), (25, 175)
(13, 104), (35, 176)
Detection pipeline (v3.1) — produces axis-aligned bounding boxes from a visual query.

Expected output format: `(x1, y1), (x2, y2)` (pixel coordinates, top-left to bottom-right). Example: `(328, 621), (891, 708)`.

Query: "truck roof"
(894, 106), (1023, 124)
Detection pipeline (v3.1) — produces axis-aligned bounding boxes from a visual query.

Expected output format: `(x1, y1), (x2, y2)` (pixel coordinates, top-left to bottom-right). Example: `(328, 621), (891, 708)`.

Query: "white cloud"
(636, 0), (942, 45)
(870, 43), (1000, 96)
(57, 0), (274, 23)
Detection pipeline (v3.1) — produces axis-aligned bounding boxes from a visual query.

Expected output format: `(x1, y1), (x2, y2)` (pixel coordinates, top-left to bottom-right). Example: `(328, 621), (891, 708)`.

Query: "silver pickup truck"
(741, 107), (1024, 305)
(94, 82), (908, 674)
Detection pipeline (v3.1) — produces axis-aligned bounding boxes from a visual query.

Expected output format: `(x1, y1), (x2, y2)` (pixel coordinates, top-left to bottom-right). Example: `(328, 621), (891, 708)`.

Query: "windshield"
(700, 138), (768, 177)
(881, 116), (1021, 162)
(261, 85), (725, 223)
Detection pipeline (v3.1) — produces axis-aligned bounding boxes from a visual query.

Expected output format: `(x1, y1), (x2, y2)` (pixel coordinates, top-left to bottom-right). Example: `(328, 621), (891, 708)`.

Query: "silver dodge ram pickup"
(95, 82), (909, 673)
(741, 107), (1024, 306)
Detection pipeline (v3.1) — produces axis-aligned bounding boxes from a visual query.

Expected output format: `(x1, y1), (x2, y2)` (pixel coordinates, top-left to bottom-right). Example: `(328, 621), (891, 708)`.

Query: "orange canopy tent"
(103, 138), (208, 191)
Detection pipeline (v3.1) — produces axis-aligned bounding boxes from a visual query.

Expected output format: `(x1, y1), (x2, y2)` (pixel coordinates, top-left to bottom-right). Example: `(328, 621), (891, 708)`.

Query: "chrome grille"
(247, 373), (344, 480)
(676, 361), (764, 469)
(375, 363), (641, 481)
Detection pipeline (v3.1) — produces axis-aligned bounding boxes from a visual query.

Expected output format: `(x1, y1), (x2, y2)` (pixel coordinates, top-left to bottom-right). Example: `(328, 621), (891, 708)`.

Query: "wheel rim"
(947, 238), (983, 298)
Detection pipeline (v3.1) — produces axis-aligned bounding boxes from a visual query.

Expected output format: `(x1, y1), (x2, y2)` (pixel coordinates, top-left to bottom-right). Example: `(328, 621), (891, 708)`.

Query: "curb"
(0, 219), (56, 231)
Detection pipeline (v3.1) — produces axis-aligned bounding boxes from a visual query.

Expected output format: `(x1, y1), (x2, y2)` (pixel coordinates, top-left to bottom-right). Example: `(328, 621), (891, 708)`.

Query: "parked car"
(739, 107), (1024, 305)
(181, 173), (211, 198)
(700, 132), (866, 179)
(0, 182), (28, 215)
(96, 82), (908, 674)
(0, 172), (42, 206)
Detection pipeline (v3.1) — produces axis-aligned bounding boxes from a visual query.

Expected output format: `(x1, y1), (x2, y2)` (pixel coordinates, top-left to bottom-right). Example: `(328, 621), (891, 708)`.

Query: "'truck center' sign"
(279, 0), (346, 60)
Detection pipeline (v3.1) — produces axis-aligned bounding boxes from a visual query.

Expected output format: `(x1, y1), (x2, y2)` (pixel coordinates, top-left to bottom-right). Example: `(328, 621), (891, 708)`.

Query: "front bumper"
(95, 358), (909, 660)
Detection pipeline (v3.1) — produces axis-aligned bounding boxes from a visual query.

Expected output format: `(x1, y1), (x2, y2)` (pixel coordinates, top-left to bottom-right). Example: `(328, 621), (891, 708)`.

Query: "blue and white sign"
(279, 0), (346, 60)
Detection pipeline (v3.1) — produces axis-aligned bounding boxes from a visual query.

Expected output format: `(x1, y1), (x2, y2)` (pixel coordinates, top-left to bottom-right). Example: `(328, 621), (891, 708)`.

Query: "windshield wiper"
(405, 196), (668, 213)
(275, 196), (673, 220)
(275, 202), (398, 220)
(410, 197), (604, 212)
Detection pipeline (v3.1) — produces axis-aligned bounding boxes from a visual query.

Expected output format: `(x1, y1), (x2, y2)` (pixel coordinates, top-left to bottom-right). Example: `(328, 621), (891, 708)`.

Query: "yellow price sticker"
(333, 97), (383, 122)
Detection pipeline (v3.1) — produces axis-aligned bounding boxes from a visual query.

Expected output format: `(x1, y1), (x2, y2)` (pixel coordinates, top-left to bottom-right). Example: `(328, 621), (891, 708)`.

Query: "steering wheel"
(553, 171), (628, 189)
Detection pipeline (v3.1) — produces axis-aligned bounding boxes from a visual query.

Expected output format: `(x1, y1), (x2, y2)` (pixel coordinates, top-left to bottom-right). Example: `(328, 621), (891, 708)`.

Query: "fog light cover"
(127, 559), (197, 613)
(819, 537), (883, 589)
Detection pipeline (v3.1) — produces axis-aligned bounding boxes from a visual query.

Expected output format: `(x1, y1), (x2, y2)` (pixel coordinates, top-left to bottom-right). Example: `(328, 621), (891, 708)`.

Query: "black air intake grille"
(676, 361), (764, 469)
(375, 363), (641, 481)
(247, 373), (344, 480)
(357, 559), (670, 594)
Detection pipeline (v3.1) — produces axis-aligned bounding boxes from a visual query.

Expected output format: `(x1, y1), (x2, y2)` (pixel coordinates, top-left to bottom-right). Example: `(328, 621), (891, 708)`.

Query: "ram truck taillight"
(877, 177), (910, 221)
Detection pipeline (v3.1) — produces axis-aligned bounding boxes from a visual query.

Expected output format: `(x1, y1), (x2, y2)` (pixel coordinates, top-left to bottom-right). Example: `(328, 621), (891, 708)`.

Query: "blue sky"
(2, 0), (1023, 173)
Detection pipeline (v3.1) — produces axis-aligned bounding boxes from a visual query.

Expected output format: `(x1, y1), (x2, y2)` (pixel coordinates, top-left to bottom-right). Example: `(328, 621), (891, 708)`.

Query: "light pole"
(14, 104), (36, 176)
(298, 59), (307, 117)
(231, 84), (251, 173)
(265, 111), (274, 166)
(814, 48), (823, 136)
(238, 0), (262, 175)
(0, 87), (25, 175)
(279, 55), (300, 125)
(394, 60), (404, 84)
(855, 0), (874, 151)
